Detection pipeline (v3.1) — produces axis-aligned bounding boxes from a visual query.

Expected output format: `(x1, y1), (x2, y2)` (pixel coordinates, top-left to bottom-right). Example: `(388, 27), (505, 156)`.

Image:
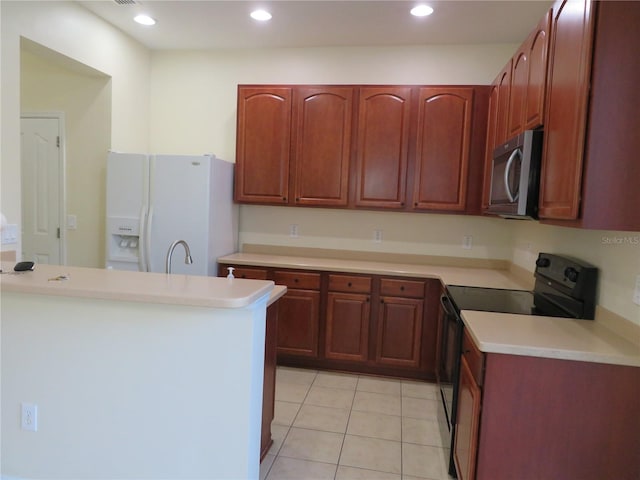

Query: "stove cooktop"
(446, 285), (536, 316)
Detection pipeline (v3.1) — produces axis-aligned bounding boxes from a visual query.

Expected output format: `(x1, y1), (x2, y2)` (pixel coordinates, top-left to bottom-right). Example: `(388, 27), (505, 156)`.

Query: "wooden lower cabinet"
(273, 271), (321, 358)
(218, 263), (440, 380)
(276, 290), (320, 358)
(455, 331), (640, 480)
(325, 274), (372, 362)
(376, 296), (423, 368)
(325, 292), (370, 362)
(260, 300), (278, 460)
(453, 333), (483, 480)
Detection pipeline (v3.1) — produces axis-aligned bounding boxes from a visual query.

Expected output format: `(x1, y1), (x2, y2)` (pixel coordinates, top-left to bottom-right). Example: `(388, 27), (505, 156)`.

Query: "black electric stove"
(446, 253), (598, 320)
(438, 253), (599, 477)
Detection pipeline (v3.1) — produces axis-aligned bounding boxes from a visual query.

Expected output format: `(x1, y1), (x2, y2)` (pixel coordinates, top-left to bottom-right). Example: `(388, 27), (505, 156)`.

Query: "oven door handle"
(440, 294), (457, 317)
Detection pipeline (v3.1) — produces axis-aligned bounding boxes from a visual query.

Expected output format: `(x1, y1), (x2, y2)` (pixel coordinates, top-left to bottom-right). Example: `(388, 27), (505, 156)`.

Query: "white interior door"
(21, 116), (64, 264)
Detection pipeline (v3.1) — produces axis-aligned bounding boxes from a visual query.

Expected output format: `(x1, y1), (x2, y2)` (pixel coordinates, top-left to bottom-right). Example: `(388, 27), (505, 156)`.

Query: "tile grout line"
(332, 373), (359, 480)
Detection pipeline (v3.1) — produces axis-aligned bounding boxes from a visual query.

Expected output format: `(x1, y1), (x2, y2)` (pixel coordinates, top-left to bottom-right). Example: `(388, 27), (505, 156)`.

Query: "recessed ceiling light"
(134, 14), (156, 26)
(410, 5), (434, 17)
(250, 9), (272, 21)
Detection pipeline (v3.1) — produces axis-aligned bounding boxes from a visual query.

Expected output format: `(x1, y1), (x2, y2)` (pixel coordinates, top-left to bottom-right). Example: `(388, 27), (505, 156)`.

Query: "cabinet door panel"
(524, 11), (551, 130)
(454, 355), (481, 480)
(413, 88), (473, 211)
(355, 87), (411, 209)
(481, 85), (499, 211)
(235, 87), (291, 204)
(494, 62), (512, 146)
(277, 290), (320, 358)
(325, 292), (370, 362)
(376, 297), (423, 368)
(539, 0), (594, 219)
(293, 87), (353, 206)
(507, 49), (528, 138)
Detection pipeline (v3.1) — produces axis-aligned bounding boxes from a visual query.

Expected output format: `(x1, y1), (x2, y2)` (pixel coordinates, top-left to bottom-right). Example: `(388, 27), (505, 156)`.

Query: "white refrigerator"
(106, 152), (238, 276)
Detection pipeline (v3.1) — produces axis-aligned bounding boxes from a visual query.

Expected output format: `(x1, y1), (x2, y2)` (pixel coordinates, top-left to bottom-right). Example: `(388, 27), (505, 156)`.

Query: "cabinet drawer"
(462, 329), (484, 386)
(328, 274), (372, 293)
(380, 278), (425, 298)
(274, 271), (321, 290)
(231, 266), (268, 280)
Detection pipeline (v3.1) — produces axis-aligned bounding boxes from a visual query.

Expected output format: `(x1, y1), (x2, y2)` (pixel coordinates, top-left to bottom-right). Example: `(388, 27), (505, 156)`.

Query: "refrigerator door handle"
(138, 205), (148, 272)
(144, 205), (154, 272)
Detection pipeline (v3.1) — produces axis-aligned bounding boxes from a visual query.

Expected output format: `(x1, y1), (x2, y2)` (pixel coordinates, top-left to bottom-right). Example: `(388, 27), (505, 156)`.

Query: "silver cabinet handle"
(504, 148), (522, 203)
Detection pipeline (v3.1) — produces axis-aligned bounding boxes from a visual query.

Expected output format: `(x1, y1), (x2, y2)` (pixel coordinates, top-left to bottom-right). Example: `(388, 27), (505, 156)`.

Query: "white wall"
(21, 47), (111, 268)
(149, 44), (516, 158)
(0, 0), (151, 259)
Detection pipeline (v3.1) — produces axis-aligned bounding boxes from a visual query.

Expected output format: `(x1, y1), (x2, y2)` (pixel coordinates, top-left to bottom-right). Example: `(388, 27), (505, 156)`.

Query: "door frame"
(20, 112), (67, 265)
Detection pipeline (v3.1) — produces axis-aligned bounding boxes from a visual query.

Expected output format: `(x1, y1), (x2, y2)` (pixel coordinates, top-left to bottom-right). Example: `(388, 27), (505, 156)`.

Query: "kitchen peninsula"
(1, 262), (283, 479)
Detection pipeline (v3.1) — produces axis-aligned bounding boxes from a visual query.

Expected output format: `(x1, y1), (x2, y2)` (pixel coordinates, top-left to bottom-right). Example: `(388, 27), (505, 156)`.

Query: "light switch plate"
(1, 224), (18, 244)
(633, 275), (640, 306)
(67, 214), (77, 230)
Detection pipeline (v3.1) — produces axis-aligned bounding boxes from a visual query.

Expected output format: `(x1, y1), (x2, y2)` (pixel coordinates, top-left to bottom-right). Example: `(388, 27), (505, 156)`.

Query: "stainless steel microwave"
(487, 129), (543, 219)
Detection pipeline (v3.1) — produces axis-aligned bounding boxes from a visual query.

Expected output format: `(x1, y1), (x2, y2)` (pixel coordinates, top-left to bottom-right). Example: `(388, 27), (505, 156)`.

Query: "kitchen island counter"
(1, 262), (275, 479)
(1, 261), (274, 308)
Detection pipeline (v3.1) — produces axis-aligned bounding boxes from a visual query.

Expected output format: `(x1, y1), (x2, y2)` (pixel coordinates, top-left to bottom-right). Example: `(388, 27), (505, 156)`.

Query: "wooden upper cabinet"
(292, 87), (353, 206)
(507, 49), (528, 138)
(354, 87), (412, 209)
(481, 85), (499, 211)
(538, 0), (594, 220)
(494, 61), (512, 146)
(412, 88), (474, 211)
(524, 10), (551, 130)
(508, 10), (551, 136)
(235, 87), (292, 204)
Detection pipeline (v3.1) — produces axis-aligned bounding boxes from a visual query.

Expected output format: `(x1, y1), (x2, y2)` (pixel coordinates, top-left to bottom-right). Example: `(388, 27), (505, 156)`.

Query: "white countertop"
(462, 310), (640, 367)
(218, 252), (532, 290)
(1, 262), (274, 309)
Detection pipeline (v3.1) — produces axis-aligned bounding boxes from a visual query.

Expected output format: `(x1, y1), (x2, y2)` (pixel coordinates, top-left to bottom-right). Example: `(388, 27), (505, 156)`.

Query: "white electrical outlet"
(633, 275), (640, 306)
(373, 229), (383, 243)
(289, 224), (299, 238)
(462, 235), (473, 250)
(21, 403), (38, 432)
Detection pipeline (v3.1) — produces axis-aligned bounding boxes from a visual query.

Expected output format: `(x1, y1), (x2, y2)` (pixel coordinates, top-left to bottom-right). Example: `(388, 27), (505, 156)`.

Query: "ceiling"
(78, 1), (553, 50)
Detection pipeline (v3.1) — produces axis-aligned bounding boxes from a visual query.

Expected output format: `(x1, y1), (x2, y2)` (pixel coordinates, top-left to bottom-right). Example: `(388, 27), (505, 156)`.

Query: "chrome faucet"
(165, 240), (193, 274)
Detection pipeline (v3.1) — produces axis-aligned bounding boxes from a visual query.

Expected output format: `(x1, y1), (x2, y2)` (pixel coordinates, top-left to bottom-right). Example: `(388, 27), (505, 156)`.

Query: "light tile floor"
(260, 367), (453, 480)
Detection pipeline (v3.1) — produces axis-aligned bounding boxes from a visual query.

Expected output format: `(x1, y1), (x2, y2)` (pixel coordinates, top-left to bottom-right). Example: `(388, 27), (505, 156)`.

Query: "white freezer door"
(106, 152), (149, 219)
(106, 152), (149, 270)
(147, 154), (212, 275)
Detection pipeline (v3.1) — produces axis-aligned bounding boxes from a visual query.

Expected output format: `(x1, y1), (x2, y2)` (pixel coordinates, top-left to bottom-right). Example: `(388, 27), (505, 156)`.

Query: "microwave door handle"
(504, 148), (522, 203)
